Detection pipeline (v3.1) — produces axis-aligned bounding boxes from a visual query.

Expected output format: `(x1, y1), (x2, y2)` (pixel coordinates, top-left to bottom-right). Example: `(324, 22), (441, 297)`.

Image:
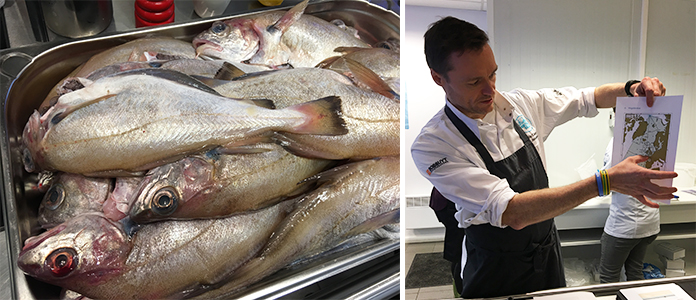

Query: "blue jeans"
(599, 232), (658, 283)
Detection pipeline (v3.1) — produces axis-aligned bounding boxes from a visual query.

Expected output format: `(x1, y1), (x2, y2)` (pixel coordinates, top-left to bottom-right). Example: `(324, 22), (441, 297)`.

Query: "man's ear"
(430, 69), (445, 87)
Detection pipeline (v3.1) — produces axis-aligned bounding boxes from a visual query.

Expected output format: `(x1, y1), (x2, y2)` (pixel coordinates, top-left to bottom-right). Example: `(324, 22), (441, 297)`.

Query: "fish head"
(18, 213), (130, 288)
(130, 156), (215, 223)
(193, 20), (259, 62)
(38, 174), (111, 229)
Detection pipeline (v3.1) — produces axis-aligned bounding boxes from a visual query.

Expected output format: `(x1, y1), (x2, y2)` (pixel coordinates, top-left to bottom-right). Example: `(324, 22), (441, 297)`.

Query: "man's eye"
(469, 80), (479, 85)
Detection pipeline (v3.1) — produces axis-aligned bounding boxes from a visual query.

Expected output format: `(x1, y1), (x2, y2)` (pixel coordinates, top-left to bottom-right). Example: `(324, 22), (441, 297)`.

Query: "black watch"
(625, 80), (640, 97)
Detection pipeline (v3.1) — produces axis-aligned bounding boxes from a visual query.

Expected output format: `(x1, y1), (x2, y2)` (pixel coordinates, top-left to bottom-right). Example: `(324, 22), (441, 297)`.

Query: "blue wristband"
(595, 171), (604, 197)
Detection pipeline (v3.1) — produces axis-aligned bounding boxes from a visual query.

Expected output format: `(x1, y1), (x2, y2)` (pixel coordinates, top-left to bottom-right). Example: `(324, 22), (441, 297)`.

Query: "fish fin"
(298, 158), (376, 185)
(272, 133), (343, 160)
(190, 75), (228, 88)
(315, 56), (342, 68)
(51, 93), (118, 125)
(285, 96), (348, 136)
(215, 62), (247, 80)
(113, 68), (222, 96)
(83, 169), (146, 178)
(248, 99), (276, 109)
(270, 0), (308, 34)
(219, 135), (276, 154)
(343, 57), (399, 101)
(332, 46), (370, 54)
(230, 69), (281, 81)
(216, 146), (273, 155)
(344, 209), (400, 237)
(220, 98), (276, 109)
(298, 164), (353, 185)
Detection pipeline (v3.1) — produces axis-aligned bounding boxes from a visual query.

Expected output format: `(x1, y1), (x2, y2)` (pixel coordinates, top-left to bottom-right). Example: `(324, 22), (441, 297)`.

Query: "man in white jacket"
(410, 16), (676, 298)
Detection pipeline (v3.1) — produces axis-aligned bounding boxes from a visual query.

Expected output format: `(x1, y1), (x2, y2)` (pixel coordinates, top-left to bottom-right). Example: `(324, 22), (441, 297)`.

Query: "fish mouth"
(192, 38), (223, 57)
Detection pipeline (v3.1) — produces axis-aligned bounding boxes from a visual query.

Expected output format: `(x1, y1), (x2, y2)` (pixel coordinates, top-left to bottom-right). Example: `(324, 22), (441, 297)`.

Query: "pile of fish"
(16, 1), (400, 299)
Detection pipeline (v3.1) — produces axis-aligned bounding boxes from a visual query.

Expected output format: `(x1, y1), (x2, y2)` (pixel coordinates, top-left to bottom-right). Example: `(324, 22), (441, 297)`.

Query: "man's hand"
(633, 77), (667, 107)
(608, 155), (678, 208)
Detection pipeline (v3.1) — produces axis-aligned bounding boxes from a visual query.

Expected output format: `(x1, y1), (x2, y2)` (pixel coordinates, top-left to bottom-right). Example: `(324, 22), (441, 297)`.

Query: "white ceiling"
(404, 0), (487, 11)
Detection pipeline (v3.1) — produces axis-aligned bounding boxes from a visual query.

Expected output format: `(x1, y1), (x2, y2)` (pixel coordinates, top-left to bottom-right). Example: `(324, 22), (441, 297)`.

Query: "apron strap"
(444, 106), (498, 172)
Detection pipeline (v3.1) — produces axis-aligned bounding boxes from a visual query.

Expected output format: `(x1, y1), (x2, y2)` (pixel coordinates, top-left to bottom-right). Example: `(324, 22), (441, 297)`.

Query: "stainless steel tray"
(0, 1), (399, 299)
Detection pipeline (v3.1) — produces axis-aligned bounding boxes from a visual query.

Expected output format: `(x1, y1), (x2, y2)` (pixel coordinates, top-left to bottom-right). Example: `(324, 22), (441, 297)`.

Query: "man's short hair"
(424, 16), (489, 79)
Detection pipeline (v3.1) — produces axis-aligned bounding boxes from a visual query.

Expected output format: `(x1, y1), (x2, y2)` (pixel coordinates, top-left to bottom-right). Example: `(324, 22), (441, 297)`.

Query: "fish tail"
(286, 96), (348, 136)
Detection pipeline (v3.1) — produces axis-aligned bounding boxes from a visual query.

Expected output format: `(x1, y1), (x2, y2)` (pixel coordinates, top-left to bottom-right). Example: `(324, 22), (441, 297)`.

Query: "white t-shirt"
(602, 140), (660, 239)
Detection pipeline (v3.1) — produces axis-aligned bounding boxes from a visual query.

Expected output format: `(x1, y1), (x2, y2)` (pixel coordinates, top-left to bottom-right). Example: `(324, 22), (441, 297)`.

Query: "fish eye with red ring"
(45, 248), (78, 277)
(151, 187), (178, 216)
(42, 184), (65, 211)
(211, 21), (228, 34)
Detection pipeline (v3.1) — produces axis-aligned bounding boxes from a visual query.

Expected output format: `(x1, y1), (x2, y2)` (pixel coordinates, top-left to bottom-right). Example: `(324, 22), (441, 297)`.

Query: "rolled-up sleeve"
(506, 87), (598, 141)
(411, 124), (517, 228)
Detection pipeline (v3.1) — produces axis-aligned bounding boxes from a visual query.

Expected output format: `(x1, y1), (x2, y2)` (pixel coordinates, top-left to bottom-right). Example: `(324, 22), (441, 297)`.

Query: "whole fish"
(129, 143), (333, 223)
(38, 173), (112, 229)
(18, 200), (295, 299)
(203, 67), (399, 160)
(192, 0), (369, 68)
(22, 70), (347, 175)
(191, 156), (400, 298)
(41, 37), (198, 112)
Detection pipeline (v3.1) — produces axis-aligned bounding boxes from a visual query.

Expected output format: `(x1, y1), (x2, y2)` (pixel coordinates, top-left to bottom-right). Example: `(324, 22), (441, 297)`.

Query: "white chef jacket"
(411, 87), (598, 229)
(602, 139), (660, 239)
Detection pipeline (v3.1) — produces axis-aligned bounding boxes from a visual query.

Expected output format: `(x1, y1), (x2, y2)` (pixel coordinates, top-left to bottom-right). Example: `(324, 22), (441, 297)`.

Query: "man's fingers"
(646, 88), (655, 107)
(635, 195), (660, 208)
(642, 184), (677, 197)
(645, 170), (678, 180)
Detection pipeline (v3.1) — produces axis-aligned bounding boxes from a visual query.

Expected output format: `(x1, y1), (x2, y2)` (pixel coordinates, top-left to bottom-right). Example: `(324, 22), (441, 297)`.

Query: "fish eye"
(151, 187), (178, 216)
(211, 22), (227, 34)
(22, 148), (35, 172)
(42, 184), (65, 211)
(46, 248), (78, 277)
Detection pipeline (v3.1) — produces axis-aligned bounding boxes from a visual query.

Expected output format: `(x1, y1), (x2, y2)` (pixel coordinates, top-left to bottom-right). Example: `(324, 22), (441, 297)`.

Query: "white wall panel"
(645, 0), (696, 164)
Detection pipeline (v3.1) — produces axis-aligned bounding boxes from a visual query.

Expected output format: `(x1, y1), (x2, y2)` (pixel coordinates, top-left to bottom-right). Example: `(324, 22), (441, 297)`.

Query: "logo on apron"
(426, 157), (448, 175)
(514, 114), (538, 141)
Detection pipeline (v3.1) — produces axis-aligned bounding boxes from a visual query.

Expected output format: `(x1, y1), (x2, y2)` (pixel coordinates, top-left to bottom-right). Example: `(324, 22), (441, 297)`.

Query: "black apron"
(444, 106), (565, 298)
(429, 188), (465, 294)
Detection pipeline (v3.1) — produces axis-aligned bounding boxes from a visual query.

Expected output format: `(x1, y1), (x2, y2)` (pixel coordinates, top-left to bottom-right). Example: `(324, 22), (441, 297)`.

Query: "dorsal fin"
(111, 68), (222, 96)
(269, 0), (309, 34)
(214, 62), (247, 80)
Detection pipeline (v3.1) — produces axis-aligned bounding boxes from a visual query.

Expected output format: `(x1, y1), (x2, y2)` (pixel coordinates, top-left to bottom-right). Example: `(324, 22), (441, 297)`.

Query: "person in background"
(599, 132), (660, 283)
(410, 16), (677, 298)
(429, 188), (465, 296)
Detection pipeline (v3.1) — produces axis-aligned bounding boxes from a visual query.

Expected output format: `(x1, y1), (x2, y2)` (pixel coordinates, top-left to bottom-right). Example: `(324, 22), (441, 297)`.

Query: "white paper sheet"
(618, 283), (694, 300)
(611, 96), (683, 189)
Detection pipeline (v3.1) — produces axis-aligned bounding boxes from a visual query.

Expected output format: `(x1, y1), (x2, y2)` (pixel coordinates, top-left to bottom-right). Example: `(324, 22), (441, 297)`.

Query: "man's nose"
(482, 79), (495, 95)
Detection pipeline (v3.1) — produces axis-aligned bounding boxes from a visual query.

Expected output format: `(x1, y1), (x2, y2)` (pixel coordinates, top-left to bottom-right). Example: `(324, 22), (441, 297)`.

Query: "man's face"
(431, 44), (498, 120)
